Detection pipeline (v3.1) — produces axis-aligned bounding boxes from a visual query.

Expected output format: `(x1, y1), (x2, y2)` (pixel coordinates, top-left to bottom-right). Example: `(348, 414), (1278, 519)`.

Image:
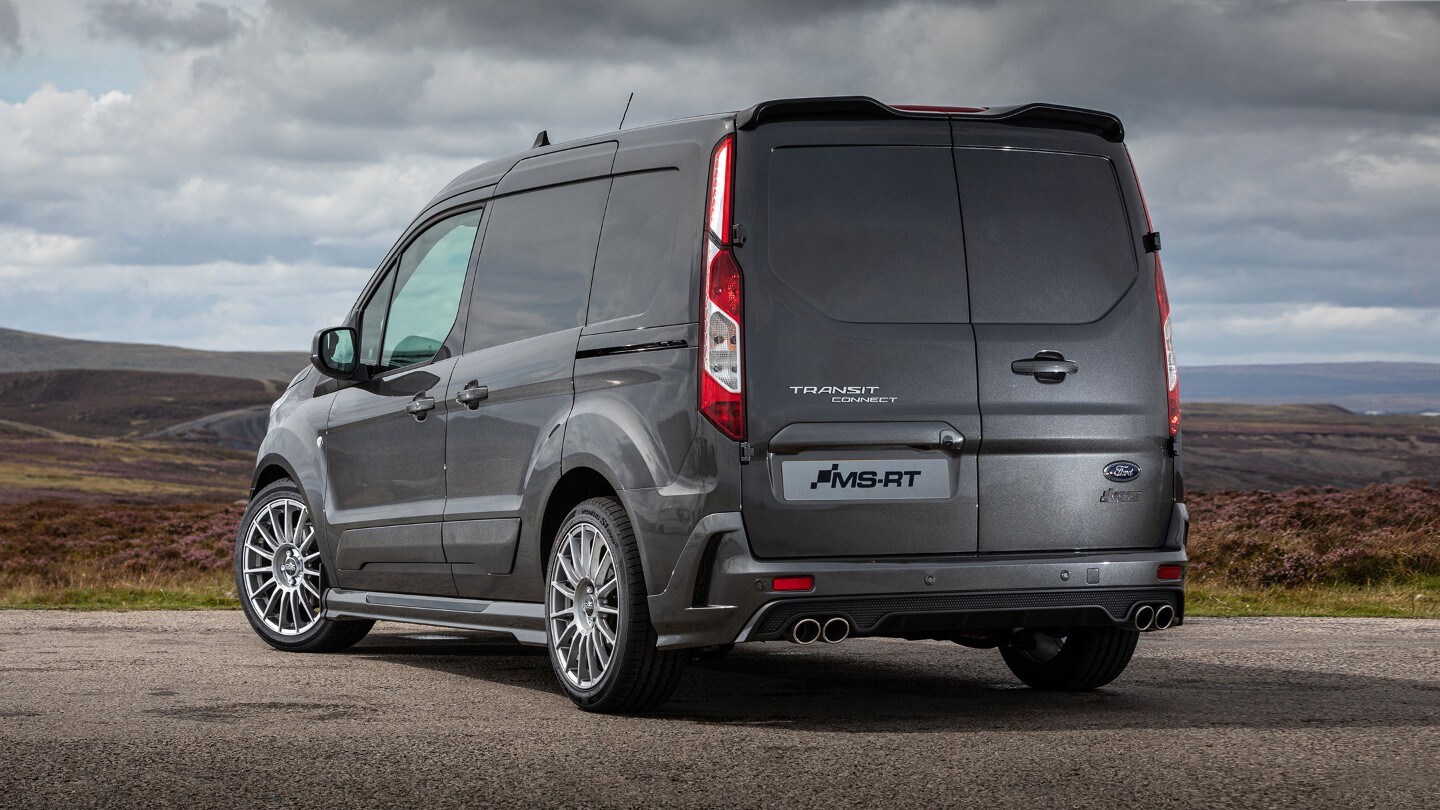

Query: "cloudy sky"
(0, 0), (1436, 365)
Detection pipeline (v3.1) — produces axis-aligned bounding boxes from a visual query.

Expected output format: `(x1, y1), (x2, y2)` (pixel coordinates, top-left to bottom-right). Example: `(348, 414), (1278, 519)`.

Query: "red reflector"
(772, 576), (814, 592)
(1157, 564), (1184, 581)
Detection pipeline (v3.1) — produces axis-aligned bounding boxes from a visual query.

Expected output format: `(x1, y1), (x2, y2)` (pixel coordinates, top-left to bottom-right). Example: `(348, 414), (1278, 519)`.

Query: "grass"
(1188, 577), (1440, 618)
(0, 571), (236, 610)
(1, 484), (1438, 616)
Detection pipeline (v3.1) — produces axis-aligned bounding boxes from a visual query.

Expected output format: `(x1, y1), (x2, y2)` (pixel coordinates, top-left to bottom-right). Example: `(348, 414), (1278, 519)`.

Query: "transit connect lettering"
(788, 385), (899, 404)
(811, 464), (922, 490)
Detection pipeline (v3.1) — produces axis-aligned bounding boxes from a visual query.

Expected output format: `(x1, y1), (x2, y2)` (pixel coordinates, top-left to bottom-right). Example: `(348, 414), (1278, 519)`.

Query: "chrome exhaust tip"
(789, 618), (822, 645)
(1132, 604), (1156, 632)
(1154, 603), (1176, 630)
(821, 617), (850, 644)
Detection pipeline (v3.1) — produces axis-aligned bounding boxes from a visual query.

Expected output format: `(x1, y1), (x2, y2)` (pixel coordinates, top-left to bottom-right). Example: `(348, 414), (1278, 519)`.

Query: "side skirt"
(323, 588), (547, 646)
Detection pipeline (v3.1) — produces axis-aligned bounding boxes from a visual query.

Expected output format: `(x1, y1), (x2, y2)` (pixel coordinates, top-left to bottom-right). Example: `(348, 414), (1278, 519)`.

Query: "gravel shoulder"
(1, 612), (1437, 809)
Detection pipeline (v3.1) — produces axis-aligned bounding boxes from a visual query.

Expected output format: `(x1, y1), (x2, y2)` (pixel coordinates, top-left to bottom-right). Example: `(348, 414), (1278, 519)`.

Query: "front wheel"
(999, 626), (1139, 691)
(545, 497), (686, 712)
(235, 479), (372, 652)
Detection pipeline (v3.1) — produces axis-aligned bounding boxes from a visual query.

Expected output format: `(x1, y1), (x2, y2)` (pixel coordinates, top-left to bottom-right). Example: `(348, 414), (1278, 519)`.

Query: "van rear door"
(953, 129), (1174, 553)
(733, 120), (981, 559)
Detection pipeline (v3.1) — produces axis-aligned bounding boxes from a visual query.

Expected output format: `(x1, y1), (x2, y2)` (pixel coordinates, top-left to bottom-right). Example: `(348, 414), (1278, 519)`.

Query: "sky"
(0, 0), (1436, 366)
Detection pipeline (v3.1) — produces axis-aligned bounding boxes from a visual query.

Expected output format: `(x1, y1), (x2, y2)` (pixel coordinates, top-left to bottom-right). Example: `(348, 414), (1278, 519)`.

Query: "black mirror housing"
(311, 327), (361, 379)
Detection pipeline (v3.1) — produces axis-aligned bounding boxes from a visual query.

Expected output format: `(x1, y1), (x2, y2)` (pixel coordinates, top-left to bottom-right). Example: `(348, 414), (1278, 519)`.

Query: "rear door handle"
(1012, 351), (1078, 383)
(405, 395), (437, 420)
(455, 382), (489, 409)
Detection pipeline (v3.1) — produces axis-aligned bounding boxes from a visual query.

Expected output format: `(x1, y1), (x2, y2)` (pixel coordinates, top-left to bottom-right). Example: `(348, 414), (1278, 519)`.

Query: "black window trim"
(355, 201), (488, 381)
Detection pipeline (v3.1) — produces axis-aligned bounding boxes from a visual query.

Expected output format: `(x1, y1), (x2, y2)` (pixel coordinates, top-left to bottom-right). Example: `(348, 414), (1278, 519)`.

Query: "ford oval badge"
(1103, 461), (1141, 483)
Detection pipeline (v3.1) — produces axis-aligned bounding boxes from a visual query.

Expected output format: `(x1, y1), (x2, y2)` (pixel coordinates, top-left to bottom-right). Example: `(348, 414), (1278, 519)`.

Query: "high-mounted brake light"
(700, 133), (744, 441)
(1128, 149), (1181, 438)
(891, 104), (989, 113)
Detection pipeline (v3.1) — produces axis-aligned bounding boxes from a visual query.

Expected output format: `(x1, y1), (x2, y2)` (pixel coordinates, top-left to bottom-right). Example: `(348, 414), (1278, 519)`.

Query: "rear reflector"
(772, 576), (814, 592)
(1157, 564), (1184, 581)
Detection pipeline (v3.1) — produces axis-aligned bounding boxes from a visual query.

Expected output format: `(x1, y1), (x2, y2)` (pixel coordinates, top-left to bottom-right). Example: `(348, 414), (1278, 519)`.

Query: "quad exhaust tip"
(1154, 603), (1176, 630)
(1132, 604), (1156, 632)
(789, 618), (822, 645)
(788, 617), (852, 644)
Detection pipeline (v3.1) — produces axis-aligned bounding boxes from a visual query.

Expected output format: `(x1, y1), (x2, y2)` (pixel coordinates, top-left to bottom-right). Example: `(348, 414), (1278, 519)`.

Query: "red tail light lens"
(1128, 149), (1181, 438)
(1157, 564), (1184, 581)
(700, 134), (744, 441)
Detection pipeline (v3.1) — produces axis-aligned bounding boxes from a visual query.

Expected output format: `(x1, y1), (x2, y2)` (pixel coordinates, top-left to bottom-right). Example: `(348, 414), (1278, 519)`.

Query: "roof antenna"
(532, 130), (550, 149)
(617, 92), (634, 130)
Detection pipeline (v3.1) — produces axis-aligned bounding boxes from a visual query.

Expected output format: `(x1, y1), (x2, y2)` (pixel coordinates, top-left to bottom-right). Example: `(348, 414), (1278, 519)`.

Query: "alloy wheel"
(240, 497), (323, 636)
(548, 521), (620, 689)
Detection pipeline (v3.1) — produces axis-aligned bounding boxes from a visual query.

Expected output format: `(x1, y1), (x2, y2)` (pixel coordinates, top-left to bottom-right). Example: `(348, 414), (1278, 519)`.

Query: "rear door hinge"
(739, 442), (755, 464)
(1143, 231), (1162, 253)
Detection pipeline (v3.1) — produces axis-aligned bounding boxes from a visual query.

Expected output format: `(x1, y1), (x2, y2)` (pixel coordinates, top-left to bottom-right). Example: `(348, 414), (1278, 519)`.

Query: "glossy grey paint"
(733, 119), (982, 558)
(252, 98), (1184, 652)
(958, 127), (1173, 553)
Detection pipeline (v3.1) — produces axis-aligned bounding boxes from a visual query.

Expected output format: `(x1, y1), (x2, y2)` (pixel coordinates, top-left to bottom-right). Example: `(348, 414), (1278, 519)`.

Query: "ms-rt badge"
(781, 459), (950, 501)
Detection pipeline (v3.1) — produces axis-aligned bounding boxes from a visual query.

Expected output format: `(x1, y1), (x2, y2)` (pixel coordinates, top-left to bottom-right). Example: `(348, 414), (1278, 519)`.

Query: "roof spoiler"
(735, 95), (1124, 143)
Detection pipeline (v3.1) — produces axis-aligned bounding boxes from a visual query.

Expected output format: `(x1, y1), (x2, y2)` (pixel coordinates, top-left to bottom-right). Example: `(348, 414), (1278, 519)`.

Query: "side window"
(464, 179), (611, 353)
(588, 170), (686, 326)
(377, 209), (483, 370)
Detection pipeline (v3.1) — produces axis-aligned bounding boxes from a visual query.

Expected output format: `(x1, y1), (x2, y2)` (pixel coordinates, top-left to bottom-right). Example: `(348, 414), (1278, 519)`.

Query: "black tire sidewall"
(235, 479), (332, 650)
(544, 498), (638, 707)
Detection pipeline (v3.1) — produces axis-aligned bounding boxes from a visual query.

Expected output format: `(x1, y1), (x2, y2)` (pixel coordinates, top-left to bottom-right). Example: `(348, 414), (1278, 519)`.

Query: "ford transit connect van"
(238, 96), (1188, 712)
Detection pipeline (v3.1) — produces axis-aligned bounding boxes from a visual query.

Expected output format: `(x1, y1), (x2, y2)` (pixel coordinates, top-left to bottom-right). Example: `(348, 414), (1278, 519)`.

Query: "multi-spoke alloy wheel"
(240, 496), (323, 636)
(548, 520), (620, 689)
(544, 497), (687, 712)
(235, 480), (372, 653)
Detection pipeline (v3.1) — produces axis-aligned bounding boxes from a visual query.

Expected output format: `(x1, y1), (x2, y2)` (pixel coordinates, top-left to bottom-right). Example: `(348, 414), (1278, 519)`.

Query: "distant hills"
(1182, 362), (1440, 414)
(0, 327), (306, 382)
(0, 369), (277, 444)
(0, 326), (1437, 495)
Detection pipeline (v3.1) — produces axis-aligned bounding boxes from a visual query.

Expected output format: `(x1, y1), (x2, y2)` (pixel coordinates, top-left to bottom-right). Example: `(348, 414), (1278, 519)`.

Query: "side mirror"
(311, 327), (360, 379)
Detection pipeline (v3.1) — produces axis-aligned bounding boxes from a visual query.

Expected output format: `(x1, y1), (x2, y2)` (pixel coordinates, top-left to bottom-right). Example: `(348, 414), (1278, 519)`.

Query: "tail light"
(700, 133), (744, 440)
(1128, 149), (1181, 438)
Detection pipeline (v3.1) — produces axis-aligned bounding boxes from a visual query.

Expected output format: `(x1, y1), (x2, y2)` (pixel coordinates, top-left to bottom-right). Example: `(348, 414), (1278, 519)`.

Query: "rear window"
(765, 146), (968, 323)
(955, 149), (1136, 324)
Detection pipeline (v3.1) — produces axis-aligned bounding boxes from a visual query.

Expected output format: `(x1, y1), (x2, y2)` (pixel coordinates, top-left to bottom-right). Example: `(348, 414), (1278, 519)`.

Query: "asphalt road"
(1, 612), (1436, 809)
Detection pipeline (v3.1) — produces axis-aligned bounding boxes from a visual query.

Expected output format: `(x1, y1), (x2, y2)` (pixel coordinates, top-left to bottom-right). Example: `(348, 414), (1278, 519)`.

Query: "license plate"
(781, 459), (951, 501)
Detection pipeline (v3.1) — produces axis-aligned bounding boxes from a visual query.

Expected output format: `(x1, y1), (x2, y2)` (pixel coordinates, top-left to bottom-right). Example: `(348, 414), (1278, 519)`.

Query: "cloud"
(88, 0), (248, 49)
(0, 0), (1435, 363)
(0, 0), (19, 55)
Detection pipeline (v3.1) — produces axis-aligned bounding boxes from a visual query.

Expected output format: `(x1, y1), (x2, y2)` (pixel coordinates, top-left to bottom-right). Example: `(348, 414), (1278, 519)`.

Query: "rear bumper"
(647, 504), (1189, 650)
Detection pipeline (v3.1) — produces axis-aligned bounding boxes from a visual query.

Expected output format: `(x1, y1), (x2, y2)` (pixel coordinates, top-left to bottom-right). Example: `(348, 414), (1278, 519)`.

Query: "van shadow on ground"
(347, 629), (1440, 734)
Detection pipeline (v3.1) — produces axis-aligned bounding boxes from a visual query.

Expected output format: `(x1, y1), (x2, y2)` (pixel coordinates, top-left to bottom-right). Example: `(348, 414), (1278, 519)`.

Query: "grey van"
(238, 96), (1188, 712)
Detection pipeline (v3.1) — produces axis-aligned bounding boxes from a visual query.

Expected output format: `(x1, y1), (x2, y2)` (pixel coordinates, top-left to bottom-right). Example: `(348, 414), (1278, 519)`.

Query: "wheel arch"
(539, 466), (620, 582)
(251, 454), (299, 498)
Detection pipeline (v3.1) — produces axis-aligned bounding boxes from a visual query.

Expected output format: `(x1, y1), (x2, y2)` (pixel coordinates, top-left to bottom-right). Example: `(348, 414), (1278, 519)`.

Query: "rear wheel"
(235, 480), (372, 653)
(999, 626), (1139, 691)
(545, 497), (686, 712)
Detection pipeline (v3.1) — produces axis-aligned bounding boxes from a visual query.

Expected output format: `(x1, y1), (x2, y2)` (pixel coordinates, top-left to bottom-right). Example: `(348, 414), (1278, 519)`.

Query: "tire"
(545, 496), (686, 713)
(235, 479), (373, 653)
(999, 626), (1139, 691)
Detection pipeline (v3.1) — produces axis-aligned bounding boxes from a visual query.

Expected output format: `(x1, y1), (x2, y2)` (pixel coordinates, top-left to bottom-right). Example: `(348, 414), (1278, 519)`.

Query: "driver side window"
(358, 208), (482, 372)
